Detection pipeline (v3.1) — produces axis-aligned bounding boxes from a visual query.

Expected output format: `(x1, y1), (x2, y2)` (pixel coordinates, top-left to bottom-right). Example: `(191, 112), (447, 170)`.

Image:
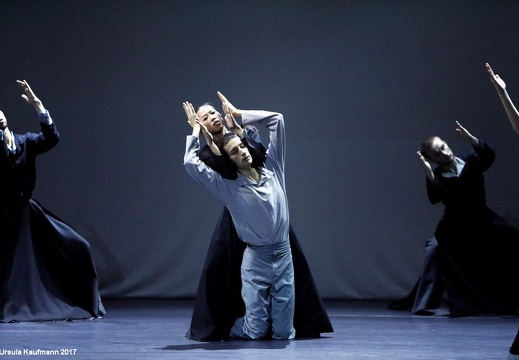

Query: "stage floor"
(0, 299), (518, 359)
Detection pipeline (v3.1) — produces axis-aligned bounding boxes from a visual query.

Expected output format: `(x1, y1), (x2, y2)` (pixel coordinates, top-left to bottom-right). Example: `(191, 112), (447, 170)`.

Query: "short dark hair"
(217, 132), (240, 174)
(219, 132), (239, 152)
(217, 132), (265, 177)
(419, 135), (439, 160)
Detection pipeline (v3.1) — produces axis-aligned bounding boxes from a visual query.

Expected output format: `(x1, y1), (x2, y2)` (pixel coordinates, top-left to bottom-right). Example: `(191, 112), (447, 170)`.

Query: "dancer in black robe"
(0, 80), (105, 322)
(404, 121), (519, 316)
(392, 68), (519, 318)
(185, 93), (333, 341)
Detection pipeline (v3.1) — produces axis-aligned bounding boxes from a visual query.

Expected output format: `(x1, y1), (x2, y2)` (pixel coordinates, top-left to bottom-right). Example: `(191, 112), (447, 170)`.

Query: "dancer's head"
(419, 135), (454, 165)
(196, 104), (224, 136)
(219, 132), (253, 171)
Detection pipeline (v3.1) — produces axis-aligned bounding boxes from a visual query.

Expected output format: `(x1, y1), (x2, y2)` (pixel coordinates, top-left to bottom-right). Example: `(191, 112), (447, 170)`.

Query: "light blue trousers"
(230, 241), (295, 340)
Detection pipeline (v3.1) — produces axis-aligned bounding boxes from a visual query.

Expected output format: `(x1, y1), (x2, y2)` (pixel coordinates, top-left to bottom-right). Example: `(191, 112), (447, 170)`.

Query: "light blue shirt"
(441, 157), (465, 178)
(184, 110), (289, 247)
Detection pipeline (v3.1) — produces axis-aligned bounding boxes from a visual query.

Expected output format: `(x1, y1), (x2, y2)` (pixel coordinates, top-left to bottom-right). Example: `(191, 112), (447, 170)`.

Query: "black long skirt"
(0, 199), (105, 322)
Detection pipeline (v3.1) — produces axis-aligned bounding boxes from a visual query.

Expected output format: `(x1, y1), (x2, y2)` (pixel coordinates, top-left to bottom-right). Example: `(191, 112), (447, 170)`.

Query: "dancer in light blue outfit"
(183, 93), (295, 340)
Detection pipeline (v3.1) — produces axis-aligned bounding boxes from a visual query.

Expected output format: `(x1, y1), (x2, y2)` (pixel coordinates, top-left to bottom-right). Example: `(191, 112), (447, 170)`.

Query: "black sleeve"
(426, 174), (447, 205)
(469, 139), (495, 173)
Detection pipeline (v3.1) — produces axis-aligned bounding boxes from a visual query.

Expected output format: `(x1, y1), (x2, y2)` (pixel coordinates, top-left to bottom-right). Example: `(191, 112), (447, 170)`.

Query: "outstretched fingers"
(183, 101), (198, 128)
(16, 80), (35, 103)
(217, 91), (227, 104)
(486, 63), (506, 92)
(486, 63), (496, 79)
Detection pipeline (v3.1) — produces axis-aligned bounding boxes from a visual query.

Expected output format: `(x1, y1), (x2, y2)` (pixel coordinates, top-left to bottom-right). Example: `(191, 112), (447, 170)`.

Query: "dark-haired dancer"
(414, 121), (519, 317)
(183, 94), (332, 339)
(185, 93), (332, 341)
(0, 80), (105, 322)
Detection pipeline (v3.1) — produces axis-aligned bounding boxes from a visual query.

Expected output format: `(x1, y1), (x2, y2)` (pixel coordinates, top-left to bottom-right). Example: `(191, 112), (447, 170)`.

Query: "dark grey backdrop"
(2, 0), (519, 299)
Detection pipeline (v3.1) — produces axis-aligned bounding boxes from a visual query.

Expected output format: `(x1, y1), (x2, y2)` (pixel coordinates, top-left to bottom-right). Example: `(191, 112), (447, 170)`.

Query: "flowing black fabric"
(435, 208), (519, 315)
(1, 122), (104, 322)
(186, 126), (333, 341)
(0, 199), (105, 322)
(511, 330), (519, 355)
(389, 141), (519, 316)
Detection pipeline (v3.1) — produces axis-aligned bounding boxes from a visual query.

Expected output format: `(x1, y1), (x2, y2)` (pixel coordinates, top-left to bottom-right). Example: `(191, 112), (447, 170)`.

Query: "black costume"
(0, 115), (105, 322)
(185, 126), (333, 341)
(387, 236), (449, 315)
(390, 140), (519, 316)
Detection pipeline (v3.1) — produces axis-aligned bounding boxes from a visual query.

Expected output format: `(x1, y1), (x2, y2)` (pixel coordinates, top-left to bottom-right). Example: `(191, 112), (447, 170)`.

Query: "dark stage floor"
(1, 299), (518, 360)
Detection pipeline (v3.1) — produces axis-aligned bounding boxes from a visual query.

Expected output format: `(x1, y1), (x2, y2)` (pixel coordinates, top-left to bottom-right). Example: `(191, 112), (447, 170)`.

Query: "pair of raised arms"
(183, 92), (242, 156)
(416, 62), (514, 180)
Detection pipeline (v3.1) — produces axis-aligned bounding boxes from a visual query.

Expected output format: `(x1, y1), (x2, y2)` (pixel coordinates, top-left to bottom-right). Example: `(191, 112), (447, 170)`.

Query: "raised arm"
(416, 149), (447, 204)
(486, 63), (519, 134)
(417, 150), (435, 182)
(241, 110), (285, 172)
(216, 92), (284, 170)
(17, 80), (47, 115)
(455, 121), (495, 172)
(18, 80), (59, 153)
(199, 122), (221, 156)
(455, 121), (478, 146)
(218, 91), (243, 138)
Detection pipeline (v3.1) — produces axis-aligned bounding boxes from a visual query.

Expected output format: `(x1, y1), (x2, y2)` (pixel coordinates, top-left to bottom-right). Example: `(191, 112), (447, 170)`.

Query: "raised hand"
(217, 91), (240, 118)
(455, 121), (478, 145)
(486, 63), (506, 94)
(486, 63), (519, 135)
(224, 113), (243, 137)
(183, 101), (199, 129)
(196, 118), (221, 156)
(417, 150), (434, 181)
(183, 101), (202, 138)
(16, 80), (45, 113)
